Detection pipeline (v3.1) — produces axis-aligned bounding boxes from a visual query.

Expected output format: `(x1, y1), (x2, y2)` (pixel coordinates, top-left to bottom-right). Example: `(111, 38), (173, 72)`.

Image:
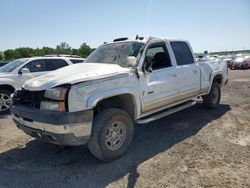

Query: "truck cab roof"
(108, 36), (189, 46)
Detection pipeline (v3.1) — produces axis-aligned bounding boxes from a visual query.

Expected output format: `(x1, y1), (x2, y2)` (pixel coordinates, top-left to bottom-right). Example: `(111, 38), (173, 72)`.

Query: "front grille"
(13, 89), (45, 109)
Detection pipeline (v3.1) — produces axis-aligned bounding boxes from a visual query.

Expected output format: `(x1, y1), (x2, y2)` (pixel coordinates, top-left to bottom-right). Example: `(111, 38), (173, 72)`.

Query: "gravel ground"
(0, 70), (249, 188)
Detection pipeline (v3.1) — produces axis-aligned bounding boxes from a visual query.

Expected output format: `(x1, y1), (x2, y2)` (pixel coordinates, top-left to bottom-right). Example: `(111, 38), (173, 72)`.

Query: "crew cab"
(0, 55), (84, 114)
(10, 36), (228, 161)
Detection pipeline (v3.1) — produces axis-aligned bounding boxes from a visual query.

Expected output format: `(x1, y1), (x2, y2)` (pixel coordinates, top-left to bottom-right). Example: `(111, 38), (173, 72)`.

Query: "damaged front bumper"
(10, 104), (93, 146)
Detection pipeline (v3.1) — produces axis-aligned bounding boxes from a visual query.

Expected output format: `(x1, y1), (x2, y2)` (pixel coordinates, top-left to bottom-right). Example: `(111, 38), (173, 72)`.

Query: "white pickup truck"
(10, 36), (228, 161)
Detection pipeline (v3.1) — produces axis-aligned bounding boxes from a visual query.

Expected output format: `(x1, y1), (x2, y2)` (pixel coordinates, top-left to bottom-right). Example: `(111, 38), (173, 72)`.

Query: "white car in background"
(0, 55), (85, 114)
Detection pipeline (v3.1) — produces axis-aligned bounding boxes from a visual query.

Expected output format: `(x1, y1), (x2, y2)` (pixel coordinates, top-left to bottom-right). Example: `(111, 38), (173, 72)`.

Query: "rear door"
(170, 41), (200, 99)
(45, 59), (68, 71)
(140, 42), (179, 113)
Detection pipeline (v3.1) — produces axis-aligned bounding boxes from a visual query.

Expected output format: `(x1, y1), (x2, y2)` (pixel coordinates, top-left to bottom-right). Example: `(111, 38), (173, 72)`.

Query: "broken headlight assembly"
(41, 86), (69, 112)
(44, 87), (68, 100)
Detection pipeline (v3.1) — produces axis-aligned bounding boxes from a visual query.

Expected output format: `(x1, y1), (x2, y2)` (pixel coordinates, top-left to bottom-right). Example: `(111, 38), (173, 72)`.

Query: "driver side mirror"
(127, 56), (137, 67)
(19, 68), (30, 74)
(143, 56), (153, 74)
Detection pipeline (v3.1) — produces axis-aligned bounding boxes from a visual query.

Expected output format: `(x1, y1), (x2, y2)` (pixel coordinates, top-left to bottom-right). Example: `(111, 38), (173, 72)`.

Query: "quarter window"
(171, 42), (195, 65)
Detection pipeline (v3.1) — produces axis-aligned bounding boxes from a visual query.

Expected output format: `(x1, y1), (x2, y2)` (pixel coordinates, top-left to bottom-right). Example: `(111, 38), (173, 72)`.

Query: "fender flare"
(86, 87), (140, 119)
(208, 71), (224, 93)
(0, 80), (17, 92)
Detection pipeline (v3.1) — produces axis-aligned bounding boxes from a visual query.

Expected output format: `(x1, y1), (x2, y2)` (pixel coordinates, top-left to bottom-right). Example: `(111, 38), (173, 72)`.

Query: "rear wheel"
(88, 108), (134, 161)
(202, 82), (221, 109)
(0, 89), (11, 115)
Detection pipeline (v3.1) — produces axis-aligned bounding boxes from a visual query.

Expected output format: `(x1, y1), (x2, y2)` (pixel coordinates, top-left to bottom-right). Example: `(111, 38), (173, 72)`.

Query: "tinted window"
(145, 44), (172, 70)
(24, 60), (46, 72)
(171, 42), (195, 65)
(70, 59), (84, 64)
(45, 59), (68, 71)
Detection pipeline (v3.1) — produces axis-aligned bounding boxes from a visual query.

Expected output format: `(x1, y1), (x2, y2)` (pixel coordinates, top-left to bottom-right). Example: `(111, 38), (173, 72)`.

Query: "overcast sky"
(0, 0), (249, 52)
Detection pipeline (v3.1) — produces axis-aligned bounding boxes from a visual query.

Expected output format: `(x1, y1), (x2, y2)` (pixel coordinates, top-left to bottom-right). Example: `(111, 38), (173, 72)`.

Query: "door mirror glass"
(20, 68), (30, 74)
(126, 56), (137, 67)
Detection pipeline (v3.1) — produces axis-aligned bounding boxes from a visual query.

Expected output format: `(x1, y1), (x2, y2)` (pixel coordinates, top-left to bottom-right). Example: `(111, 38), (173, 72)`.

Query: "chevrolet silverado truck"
(10, 36), (228, 161)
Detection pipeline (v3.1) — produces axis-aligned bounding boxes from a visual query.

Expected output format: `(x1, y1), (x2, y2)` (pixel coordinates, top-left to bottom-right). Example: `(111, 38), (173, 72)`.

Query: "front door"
(140, 42), (179, 113)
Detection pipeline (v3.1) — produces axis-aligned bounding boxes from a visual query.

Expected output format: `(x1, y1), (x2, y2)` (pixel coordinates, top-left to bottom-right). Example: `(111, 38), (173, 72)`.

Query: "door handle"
(148, 91), (154, 94)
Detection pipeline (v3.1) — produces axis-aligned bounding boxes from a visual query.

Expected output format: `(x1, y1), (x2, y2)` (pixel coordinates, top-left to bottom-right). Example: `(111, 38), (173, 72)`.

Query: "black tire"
(0, 89), (11, 115)
(202, 82), (221, 109)
(88, 108), (134, 161)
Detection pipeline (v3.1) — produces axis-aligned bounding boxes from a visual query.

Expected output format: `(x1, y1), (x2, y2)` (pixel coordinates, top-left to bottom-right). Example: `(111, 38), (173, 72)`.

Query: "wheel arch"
(213, 74), (223, 86)
(92, 93), (138, 121)
(208, 72), (224, 93)
(0, 84), (15, 93)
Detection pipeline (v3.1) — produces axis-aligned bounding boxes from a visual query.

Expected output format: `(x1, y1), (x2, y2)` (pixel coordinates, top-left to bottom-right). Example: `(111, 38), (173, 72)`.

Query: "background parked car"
(230, 55), (250, 70)
(0, 55), (85, 114)
(242, 56), (250, 69)
(0, 62), (8, 67)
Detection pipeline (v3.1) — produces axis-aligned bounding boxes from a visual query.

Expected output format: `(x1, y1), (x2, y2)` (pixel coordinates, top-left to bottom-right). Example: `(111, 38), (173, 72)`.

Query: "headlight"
(44, 87), (68, 100)
(40, 101), (66, 112)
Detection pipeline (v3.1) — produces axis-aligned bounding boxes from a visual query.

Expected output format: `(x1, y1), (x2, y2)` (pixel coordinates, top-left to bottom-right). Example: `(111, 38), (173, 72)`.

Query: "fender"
(87, 87), (140, 119)
(208, 71), (224, 93)
(0, 78), (17, 90)
(68, 81), (141, 119)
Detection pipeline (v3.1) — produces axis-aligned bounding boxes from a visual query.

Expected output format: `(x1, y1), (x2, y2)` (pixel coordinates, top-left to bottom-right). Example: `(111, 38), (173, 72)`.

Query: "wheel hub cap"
(105, 121), (127, 151)
(0, 93), (10, 112)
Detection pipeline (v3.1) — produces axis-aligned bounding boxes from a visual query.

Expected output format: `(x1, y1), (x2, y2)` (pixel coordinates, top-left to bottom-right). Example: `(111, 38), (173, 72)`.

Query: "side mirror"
(19, 68), (30, 74)
(127, 56), (137, 67)
(143, 57), (153, 74)
(146, 67), (153, 73)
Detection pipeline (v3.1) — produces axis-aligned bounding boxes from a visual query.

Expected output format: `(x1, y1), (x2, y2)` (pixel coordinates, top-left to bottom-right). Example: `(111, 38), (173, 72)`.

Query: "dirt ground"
(0, 70), (249, 188)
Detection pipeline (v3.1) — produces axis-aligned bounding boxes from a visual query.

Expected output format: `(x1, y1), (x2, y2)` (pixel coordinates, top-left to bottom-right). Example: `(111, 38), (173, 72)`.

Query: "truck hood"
(23, 63), (131, 91)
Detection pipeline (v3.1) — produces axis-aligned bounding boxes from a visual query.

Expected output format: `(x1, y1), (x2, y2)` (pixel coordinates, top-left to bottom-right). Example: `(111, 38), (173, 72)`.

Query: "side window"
(24, 60), (46, 73)
(70, 59), (84, 64)
(145, 44), (172, 70)
(171, 42), (195, 65)
(45, 59), (68, 71)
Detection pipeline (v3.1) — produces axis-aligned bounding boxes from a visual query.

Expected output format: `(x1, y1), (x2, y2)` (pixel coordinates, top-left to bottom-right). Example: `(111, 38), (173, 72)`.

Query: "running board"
(137, 100), (196, 124)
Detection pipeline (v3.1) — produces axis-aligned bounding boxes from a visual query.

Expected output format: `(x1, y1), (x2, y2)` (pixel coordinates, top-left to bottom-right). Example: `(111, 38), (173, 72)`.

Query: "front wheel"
(202, 82), (221, 109)
(88, 108), (134, 161)
(0, 89), (11, 115)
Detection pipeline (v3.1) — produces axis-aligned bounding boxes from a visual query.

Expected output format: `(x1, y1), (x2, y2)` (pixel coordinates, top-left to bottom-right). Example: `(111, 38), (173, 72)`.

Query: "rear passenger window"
(45, 59), (68, 71)
(171, 42), (195, 65)
(70, 59), (84, 64)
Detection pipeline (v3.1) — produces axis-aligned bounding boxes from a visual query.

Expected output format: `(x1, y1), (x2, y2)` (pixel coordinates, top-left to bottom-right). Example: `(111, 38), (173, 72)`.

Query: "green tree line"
(0, 42), (94, 61)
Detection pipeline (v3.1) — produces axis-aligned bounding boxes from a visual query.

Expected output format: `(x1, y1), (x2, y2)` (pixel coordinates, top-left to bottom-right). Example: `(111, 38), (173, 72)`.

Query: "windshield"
(0, 59), (28, 73)
(85, 41), (144, 68)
